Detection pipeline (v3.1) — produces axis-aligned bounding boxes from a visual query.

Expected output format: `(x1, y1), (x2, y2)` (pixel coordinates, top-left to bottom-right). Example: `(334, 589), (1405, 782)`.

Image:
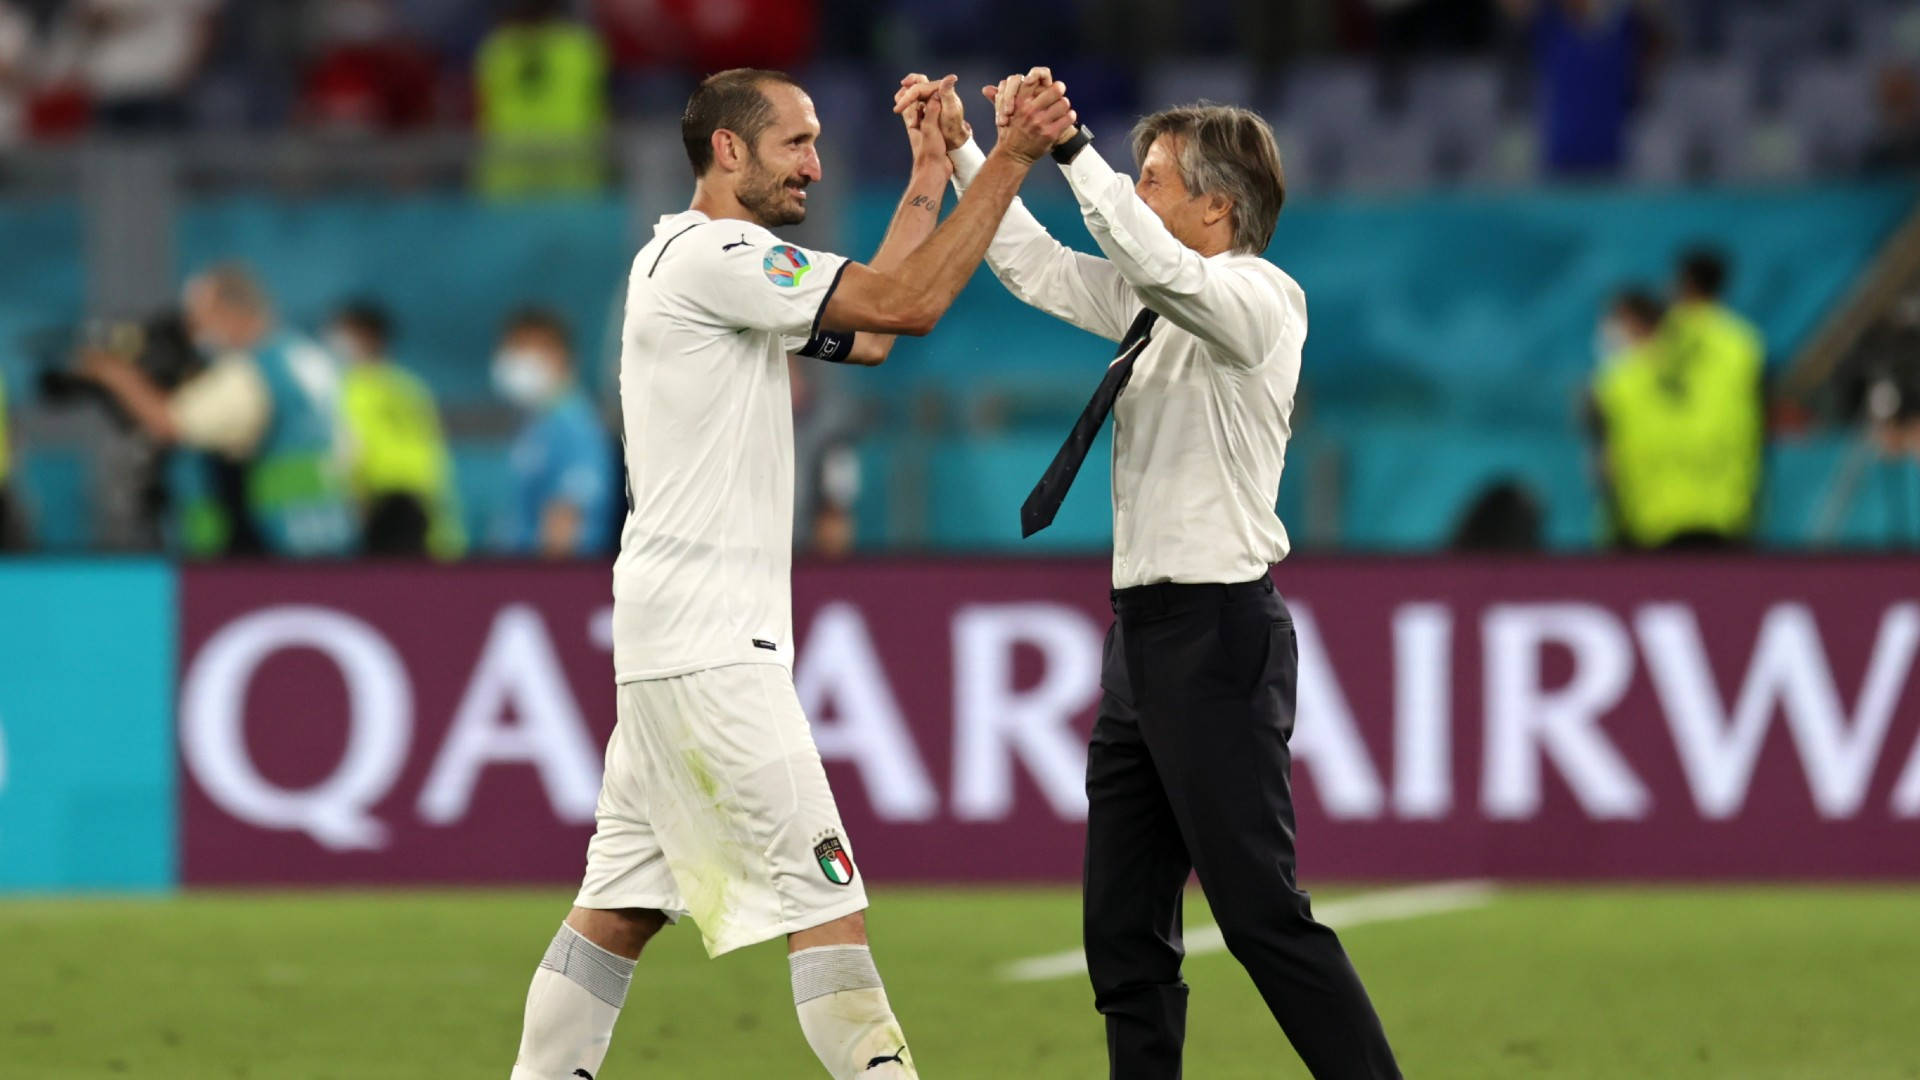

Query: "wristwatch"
(1052, 124), (1093, 165)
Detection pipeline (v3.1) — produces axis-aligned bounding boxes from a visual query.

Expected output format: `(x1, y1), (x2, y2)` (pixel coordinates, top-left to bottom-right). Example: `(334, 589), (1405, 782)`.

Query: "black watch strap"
(1051, 124), (1093, 165)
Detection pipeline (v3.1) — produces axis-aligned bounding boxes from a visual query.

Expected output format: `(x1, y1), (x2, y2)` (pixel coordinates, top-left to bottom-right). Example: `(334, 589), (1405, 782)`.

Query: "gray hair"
(194, 261), (272, 317)
(1130, 103), (1286, 254)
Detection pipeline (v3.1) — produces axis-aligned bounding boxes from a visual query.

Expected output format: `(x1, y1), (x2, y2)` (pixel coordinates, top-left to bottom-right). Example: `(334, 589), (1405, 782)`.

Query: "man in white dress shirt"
(508, 68), (1079, 1080)
(897, 72), (1401, 1079)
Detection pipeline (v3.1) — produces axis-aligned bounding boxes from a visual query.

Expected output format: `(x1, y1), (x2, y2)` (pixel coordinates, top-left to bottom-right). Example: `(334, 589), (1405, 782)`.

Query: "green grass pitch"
(4, 885), (1918, 1078)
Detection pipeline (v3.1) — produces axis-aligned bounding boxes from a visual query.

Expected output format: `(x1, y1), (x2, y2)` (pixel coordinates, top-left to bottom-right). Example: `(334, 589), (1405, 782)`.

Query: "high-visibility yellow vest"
(1593, 302), (1764, 546)
(474, 20), (608, 198)
(341, 361), (466, 559)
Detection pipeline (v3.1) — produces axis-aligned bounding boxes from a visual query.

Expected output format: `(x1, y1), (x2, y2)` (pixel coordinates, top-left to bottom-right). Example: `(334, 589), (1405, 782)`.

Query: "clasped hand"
(893, 66), (1078, 167)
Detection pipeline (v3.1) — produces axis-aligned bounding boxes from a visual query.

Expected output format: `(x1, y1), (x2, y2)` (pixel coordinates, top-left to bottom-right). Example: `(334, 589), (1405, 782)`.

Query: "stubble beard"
(738, 155), (807, 228)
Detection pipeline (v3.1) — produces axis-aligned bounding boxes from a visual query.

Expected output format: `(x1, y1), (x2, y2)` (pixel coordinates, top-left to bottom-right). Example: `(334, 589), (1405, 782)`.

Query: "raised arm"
(815, 78), (1078, 338)
(834, 81), (958, 365)
(894, 74), (1135, 344)
(1057, 133), (1285, 366)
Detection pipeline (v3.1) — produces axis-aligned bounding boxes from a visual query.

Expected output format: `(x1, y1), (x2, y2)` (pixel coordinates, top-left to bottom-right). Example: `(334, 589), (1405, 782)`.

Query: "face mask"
(327, 329), (369, 365)
(494, 348), (559, 408)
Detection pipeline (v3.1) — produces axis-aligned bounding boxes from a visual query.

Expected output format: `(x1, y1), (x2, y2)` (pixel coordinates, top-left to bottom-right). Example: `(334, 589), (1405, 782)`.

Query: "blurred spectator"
(44, 0), (220, 133)
(300, 0), (440, 134)
(1504, 0), (1659, 177)
(1831, 293), (1920, 457)
(329, 301), (465, 559)
(492, 307), (614, 558)
(1591, 253), (1763, 550)
(1449, 479), (1545, 551)
(790, 357), (863, 558)
(808, 447), (860, 557)
(1586, 286), (1663, 543)
(595, 0), (817, 73)
(474, 0), (608, 198)
(76, 263), (358, 557)
(1862, 65), (1920, 175)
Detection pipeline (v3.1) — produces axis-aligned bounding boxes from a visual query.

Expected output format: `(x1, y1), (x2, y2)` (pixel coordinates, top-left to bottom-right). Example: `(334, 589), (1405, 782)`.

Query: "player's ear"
(1203, 192), (1234, 228)
(712, 129), (743, 172)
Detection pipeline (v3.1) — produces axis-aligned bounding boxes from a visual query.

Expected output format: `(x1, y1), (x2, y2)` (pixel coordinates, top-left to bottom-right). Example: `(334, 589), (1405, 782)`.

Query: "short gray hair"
(195, 261), (271, 317)
(1130, 103), (1286, 254)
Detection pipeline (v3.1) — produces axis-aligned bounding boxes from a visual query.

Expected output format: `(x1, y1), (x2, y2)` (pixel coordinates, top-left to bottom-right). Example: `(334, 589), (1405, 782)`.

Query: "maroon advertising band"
(178, 558), (1920, 886)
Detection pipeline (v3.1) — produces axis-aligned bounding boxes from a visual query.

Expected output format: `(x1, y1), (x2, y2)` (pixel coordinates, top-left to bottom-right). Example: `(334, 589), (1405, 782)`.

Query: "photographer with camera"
(77, 263), (357, 558)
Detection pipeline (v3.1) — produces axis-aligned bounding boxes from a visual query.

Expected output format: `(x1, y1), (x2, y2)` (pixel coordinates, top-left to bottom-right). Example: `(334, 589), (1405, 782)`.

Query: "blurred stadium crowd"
(0, 0), (1918, 559)
(3, 0), (1920, 183)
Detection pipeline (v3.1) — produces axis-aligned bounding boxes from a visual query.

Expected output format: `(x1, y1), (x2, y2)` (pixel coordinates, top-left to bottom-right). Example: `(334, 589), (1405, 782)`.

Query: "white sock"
(510, 924), (636, 1080)
(790, 945), (918, 1079)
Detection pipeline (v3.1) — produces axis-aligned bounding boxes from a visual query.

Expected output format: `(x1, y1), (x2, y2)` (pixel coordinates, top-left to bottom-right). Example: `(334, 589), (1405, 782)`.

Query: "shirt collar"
(656, 209), (710, 237)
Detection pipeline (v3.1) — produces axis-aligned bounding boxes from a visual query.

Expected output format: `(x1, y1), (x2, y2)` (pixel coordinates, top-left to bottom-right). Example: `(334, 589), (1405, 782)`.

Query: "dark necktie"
(1020, 308), (1160, 538)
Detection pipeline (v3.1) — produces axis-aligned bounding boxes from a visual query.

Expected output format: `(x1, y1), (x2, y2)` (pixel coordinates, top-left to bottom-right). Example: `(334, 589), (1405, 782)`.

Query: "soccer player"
(508, 69), (1078, 1080)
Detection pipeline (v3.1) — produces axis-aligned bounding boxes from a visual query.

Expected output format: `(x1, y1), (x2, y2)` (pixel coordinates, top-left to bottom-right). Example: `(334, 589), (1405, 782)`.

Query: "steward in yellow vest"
(474, 3), (609, 198)
(328, 303), (466, 559)
(1592, 256), (1764, 548)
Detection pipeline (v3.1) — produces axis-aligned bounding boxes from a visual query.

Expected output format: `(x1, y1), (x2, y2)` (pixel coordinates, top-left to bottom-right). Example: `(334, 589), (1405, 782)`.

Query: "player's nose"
(800, 147), (823, 182)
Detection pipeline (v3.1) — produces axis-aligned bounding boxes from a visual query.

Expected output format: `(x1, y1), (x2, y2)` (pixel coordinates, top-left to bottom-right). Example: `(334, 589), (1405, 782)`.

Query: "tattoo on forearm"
(908, 195), (938, 213)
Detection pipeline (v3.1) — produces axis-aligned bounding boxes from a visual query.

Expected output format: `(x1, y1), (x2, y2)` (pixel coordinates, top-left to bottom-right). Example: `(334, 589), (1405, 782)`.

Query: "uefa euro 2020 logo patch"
(812, 832), (855, 886)
(763, 244), (811, 288)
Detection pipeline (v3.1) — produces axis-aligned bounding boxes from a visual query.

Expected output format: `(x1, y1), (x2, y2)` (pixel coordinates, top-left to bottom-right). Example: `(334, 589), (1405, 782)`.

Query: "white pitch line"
(1001, 879), (1497, 983)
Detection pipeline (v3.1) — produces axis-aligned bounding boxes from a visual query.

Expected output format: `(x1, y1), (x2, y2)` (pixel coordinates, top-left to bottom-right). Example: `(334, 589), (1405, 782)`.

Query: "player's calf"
(789, 915), (918, 1079)
(510, 908), (664, 1080)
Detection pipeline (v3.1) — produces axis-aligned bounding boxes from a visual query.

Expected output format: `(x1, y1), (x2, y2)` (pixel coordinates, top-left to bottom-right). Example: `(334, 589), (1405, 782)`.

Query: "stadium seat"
(1142, 59), (1254, 111)
(1339, 121), (1437, 193)
(1781, 61), (1878, 173)
(1403, 61), (1529, 188)
(1855, 2), (1920, 63)
(1281, 62), (1379, 133)
(1736, 120), (1814, 183)
(1725, 6), (1824, 73)
(1627, 117), (1698, 185)
(1404, 61), (1506, 130)
(1645, 61), (1758, 132)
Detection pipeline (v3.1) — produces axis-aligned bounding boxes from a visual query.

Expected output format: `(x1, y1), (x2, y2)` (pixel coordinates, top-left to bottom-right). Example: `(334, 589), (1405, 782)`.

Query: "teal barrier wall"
(0, 560), (178, 891)
(5, 183), (1914, 551)
(178, 195), (634, 405)
(0, 200), (86, 549)
(844, 181), (1917, 550)
(0, 200), (84, 389)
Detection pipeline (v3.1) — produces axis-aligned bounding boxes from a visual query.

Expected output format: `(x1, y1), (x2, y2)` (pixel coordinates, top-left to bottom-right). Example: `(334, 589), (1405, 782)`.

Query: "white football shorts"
(574, 662), (869, 957)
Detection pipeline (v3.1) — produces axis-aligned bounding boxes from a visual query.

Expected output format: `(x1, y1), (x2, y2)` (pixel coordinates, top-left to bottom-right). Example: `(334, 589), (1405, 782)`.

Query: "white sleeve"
(168, 355), (271, 459)
(950, 138), (1136, 344)
(672, 228), (851, 340)
(1060, 145), (1288, 367)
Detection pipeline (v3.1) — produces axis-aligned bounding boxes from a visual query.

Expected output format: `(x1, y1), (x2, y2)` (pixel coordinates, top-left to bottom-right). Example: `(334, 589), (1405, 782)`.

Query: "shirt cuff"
(950, 137), (987, 190)
(1060, 140), (1118, 197)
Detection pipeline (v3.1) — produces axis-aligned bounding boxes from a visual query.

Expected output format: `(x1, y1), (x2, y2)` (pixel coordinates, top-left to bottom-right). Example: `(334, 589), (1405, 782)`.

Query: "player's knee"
(566, 905), (668, 960)
(790, 909), (868, 952)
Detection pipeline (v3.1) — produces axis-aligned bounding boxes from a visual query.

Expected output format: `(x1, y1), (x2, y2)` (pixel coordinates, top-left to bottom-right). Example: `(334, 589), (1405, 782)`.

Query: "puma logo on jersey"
(572, 1070), (594, 1078)
(722, 234), (751, 252)
(866, 1047), (907, 1070)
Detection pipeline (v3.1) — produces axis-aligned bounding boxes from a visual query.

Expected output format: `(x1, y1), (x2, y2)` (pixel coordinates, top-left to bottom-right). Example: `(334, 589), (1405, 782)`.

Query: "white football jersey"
(610, 209), (850, 682)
